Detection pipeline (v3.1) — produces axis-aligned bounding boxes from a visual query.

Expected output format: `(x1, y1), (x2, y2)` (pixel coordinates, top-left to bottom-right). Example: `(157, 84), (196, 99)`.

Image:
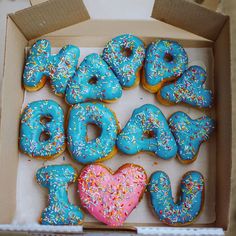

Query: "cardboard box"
(0, 0), (231, 234)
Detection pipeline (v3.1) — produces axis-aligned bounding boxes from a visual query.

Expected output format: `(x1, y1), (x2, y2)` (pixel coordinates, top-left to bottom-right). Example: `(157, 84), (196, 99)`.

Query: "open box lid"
(0, 0), (231, 234)
(9, 0), (228, 41)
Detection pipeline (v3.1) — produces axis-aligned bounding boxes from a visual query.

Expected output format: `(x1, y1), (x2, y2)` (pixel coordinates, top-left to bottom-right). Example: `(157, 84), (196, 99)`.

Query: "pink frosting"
(78, 164), (147, 226)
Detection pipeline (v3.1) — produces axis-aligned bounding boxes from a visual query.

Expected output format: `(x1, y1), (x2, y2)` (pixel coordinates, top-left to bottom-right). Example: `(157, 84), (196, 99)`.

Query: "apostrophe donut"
(23, 39), (80, 96)
(36, 164), (84, 225)
(143, 40), (188, 93)
(148, 171), (204, 226)
(67, 102), (119, 164)
(117, 104), (177, 159)
(19, 100), (65, 159)
(169, 111), (215, 163)
(157, 66), (213, 108)
(102, 34), (145, 89)
(78, 163), (147, 226)
(65, 53), (122, 104)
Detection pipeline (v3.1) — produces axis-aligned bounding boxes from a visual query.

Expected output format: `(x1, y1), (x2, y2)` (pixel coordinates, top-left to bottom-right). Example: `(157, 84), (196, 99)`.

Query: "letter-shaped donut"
(117, 104), (177, 159)
(67, 102), (119, 164)
(143, 40), (188, 93)
(36, 164), (84, 225)
(19, 100), (65, 159)
(157, 66), (213, 108)
(102, 34), (145, 89)
(23, 39), (80, 95)
(148, 171), (204, 226)
(65, 53), (122, 104)
(169, 111), (215, 163)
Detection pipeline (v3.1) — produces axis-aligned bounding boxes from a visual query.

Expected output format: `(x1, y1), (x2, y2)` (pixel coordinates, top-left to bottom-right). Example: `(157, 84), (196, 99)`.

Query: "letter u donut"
(148, 171), (204, 226)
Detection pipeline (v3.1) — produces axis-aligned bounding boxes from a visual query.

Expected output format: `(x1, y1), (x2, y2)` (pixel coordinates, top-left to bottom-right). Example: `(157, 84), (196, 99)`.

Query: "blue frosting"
(36, 164), (84, 225)
(117, 104), (177, 159)
(102, 34), (145, 88)
(23, 39), (80, 95)
(67, 102), (119, 164)
(65, 53), (122, 104)
(143, 40), (188, 91)
(169, 111), (215, 163)
(159, 65), (213, 108)
(148, 171), (204, 225)
(19, 100), (65, 159)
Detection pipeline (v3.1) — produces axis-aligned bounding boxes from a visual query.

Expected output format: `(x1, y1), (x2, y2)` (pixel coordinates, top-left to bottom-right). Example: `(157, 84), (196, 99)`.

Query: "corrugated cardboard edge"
(152, 0), (228, 41)
(0, 225), (83, 233)
(30, 0), (47, 5)
(9, 0), (90, 40)
(0, 224), (225, 235)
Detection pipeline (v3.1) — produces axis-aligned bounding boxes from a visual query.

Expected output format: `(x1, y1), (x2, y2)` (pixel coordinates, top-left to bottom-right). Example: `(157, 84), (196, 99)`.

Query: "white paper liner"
(12, 47), (216, 226)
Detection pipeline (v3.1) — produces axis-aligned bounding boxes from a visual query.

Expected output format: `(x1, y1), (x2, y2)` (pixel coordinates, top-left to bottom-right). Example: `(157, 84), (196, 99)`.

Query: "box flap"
(9, 0), (90, 40)
(31, 19), (212, 48)
(152, 0), (227, 41)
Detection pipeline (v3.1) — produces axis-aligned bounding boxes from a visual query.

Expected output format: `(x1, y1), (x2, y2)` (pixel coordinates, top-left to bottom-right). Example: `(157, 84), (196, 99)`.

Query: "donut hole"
(39, 131), (51, 142)
(86, 123), (102, 141)
(164, 53), (174, 62)
(88, 76), (98, 85)
(143, 130), (155, 139)
(121, 47), (132, 57)
(40, 115), (52, 125)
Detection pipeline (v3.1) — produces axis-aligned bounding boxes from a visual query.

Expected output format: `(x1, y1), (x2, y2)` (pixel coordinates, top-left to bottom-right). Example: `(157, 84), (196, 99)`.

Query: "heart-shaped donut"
(78, 163), (147, 226)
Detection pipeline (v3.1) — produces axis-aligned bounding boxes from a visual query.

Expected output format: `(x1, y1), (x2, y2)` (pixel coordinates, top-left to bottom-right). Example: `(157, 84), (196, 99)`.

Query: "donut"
(19, 100), (65, 159)
(169, 112), (215, 164)
(67, 102), (119, 164)
(36, 164), (84, 225)
(23, 39), (80, 96)
(157, 66), (213, 108)
(148, 171), (204, 226)
(65, 53), (122, 104)
(142, 40), (188, 93)
(78, 163), (147, 226)
(117, 104), (177, 160)
(102, 34), (145, 89)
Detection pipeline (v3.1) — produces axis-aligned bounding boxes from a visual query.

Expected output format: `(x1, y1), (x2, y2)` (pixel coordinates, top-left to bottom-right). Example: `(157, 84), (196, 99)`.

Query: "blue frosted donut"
(117, 104), (177, 160)
(23, 39), (80, 95)
(102, 34), (145, 89)
(143, 40), (188, 93)
(148, 171), (204, 226)
(67, 102), (119, 164)
(158, 65), (213, 108)
(19, 100), (65, 159)
(169, 111), (215, 163)
(65, 53), (122, 104)
(36, 164), (84, 225)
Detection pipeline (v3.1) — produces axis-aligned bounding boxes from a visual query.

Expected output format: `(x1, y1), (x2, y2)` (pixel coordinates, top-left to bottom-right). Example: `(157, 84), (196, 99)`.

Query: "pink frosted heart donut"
(78, 163), (147, 226)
